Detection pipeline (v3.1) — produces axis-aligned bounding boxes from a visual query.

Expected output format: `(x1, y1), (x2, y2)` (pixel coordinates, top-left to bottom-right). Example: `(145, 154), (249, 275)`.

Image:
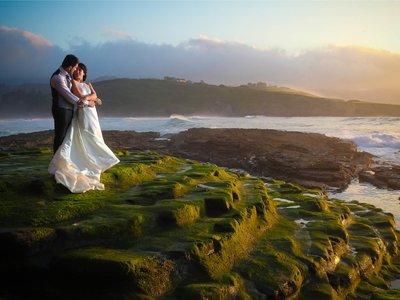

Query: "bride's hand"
(96, 98), (103, 105)
(79, 97), (88, 106)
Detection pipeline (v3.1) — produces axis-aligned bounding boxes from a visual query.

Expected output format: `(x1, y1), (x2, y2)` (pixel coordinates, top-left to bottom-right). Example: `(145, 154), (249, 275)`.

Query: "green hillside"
(1, 78), (400, 118)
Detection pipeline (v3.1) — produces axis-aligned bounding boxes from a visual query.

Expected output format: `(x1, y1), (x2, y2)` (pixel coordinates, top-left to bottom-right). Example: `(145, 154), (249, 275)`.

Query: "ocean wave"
(0, 131), (13, 137)
(353, 133), (400, 149)
(343, 116), (400, 125)
(158, 114), (198, 135)
(169, 114), (191, 122)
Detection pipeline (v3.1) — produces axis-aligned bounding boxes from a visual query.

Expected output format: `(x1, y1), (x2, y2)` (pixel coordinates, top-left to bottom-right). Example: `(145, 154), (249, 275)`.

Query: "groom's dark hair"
(61, 54), (79, 68)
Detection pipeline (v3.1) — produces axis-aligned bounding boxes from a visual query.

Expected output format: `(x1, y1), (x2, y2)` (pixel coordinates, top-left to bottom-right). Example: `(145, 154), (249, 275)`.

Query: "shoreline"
(1, 128), (398, 191)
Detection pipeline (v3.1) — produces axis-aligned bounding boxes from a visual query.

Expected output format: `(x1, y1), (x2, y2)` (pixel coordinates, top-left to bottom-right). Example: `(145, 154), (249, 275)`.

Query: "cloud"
(102, 27), (133, 40)
(291, 46), (400, 102)
(0, 26), (63, 81)
(0, 26), (54, 47)
(1, 27), (400, 104)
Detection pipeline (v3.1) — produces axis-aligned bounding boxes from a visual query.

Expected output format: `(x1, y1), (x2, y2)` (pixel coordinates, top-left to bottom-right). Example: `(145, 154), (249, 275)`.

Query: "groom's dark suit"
(50, 67), (80, 153)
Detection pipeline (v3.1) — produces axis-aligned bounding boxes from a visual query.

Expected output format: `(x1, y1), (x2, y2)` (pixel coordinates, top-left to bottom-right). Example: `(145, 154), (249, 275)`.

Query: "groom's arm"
(51, 75), (80, 105)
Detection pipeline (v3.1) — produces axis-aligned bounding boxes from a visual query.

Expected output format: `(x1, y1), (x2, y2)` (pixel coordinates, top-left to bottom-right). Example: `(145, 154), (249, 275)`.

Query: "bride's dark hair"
(78, 63), (88, 81)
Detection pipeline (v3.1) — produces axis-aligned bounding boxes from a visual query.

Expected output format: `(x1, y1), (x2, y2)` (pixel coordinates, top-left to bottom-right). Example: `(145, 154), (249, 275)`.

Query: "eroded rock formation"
(0, 151), (399, 299)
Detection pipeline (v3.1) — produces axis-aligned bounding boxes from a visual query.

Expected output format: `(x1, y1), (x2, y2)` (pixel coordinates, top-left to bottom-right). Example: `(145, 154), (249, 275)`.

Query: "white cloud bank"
(0, 26), (63, 81)
(1, 26), (400, 104)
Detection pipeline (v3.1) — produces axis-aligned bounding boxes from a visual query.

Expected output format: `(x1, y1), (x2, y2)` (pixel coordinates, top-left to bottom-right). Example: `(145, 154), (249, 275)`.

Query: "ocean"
(1, 116), (399, 227)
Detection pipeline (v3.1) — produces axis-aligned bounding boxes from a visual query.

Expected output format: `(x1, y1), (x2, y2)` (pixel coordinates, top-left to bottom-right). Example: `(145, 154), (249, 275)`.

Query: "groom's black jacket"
(50, 69), (61, 108)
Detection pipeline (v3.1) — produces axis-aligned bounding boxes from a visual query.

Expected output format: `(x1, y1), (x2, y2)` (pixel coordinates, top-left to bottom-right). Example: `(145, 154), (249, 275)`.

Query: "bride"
(48, 63), (120, 193)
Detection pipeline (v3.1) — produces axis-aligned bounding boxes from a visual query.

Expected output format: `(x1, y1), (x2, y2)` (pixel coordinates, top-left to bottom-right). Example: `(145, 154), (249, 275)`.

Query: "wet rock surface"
(1, 128), (398, 191)
(167, 128), (374, 190)
(359, 163), (400, 190)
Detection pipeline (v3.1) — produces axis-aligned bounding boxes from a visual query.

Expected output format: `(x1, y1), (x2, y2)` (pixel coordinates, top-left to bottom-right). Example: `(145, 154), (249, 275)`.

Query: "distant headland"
(1, 78), (400, 118)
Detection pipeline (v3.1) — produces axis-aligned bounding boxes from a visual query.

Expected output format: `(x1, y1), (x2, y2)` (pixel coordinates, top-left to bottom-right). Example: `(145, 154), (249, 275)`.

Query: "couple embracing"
(48, 54), (119, 193)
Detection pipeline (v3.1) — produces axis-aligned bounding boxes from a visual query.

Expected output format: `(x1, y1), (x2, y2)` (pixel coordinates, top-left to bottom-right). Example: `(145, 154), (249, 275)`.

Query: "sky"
(1, 0), (400, 104)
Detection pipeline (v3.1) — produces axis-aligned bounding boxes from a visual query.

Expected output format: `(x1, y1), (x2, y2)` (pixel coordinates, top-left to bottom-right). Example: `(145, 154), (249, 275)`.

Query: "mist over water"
(1, 115), (399, 227)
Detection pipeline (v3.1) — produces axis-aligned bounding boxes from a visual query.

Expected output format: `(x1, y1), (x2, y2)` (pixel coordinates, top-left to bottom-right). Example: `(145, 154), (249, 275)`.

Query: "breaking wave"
(161, 115), (198, 134)
(352, 133), (400, 149)
(169, 114), (191, 122)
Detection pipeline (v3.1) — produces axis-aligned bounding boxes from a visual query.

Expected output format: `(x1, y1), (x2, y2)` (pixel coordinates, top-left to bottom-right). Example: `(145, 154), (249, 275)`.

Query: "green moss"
(371, 290), (400, 300)
(239, 178), (277, 227)
(348, 222), (379, 238)
(0, 150), (12, 157)
(113, 149), (130, 156)
(157, 204), (201, 228)
(278, 182), (304, 194)
(176, 282), (240, 299)
(101, 163), (155, 188)
(301, 198), (330, 212)
(127, 179), (191, 205)
(12, 148), (53, 155)
(73, 215), (146, 242)
(204, 196), (232, 217)
(1, 150), (400, 299)
(299, 283), (339, 300)
(238, 248), (306, 299)
(192, 207), (265, 279)
(173, 204), (201, 227)
(0, 227), (56, 256)
(327, 259), (360, 294)
(51, 247), (174, 296)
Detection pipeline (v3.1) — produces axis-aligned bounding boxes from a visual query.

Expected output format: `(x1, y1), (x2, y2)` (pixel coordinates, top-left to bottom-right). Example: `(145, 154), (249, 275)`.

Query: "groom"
(50, 54), (81, 154)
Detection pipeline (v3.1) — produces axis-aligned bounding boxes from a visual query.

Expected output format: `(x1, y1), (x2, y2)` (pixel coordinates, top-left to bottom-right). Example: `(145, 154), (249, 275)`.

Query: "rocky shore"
(1, 128), (398, 190)
(0, 149), (399, 299)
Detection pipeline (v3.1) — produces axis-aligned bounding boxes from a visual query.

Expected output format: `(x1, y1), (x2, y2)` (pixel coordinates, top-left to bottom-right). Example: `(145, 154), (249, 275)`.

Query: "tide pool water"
(329, 179), (400, 229)
(1, 115), (399, 227)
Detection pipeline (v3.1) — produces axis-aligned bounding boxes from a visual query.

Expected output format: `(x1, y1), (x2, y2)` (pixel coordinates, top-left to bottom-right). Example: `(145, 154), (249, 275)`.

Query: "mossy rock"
(68, 214), (147, 242)
(129, 180), (190, 204)
(173, 204), (201, 227)
(278, 182), (304, 194)
(175, 282), (241, 299)
(213, 220), (236, 233)
(299, 282), (339, 300)
(50, 247), (174, 296)
(301, 198), (330, 212)
(192, 207), (265, 280)
(158, 204), (200, 227)
(238, 250), (306, 299)
(0, 227), (56, 257)
(1, 150), (400, 299)
(327, 259), (360, 292)
(204, 196), (232, 217)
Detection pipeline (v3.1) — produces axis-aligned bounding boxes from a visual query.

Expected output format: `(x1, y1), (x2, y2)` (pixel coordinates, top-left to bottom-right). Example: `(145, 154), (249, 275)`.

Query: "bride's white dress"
(49, 82), (120, 193)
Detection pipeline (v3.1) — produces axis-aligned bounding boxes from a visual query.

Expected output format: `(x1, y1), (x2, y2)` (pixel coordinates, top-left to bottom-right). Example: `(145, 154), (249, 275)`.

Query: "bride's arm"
(71, 80), (86, 98)
(71, 80), (97, 106)
(88, 83), (102, 105)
